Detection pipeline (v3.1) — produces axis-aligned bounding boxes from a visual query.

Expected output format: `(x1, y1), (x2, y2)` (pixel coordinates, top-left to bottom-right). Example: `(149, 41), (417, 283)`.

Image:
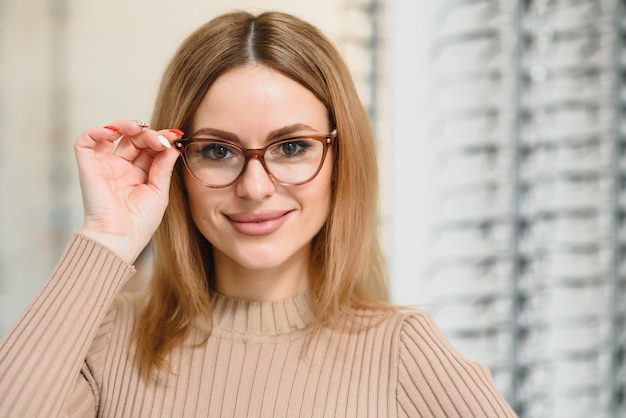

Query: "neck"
(212, 249), (311, 301)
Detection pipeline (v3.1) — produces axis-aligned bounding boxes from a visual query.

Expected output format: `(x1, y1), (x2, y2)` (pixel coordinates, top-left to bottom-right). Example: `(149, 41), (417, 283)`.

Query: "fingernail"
(131, 119), (150, 128)
(169, 129), (185, 136)
(103, 125), (120, 131)
(157, 135), (171, 149)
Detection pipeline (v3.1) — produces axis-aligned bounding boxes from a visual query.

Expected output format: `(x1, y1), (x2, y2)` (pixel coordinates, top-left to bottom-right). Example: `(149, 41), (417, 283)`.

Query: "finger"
(81, 119), (148, 145)
(131, 151), (156, 176)
(113, 128), (181, 162)
(75, 125), (123, 158)
(109, 119), (151, 136)
(75, 119), (151, 158)
(124, 128), (183, 176)
(147, 147), (181, 196)
(75, 117), (149, 153)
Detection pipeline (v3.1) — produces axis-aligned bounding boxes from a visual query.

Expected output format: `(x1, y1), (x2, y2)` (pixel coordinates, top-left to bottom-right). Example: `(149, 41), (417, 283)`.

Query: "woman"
(0, 11), (517, 417)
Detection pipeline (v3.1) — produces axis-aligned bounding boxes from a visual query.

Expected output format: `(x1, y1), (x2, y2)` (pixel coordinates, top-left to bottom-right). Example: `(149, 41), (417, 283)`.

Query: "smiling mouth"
(226, 210), (291, 223)
(225, 210), (293, 236)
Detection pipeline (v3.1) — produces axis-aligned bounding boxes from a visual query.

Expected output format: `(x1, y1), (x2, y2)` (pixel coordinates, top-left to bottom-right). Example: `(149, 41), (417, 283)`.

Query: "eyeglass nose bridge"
(237, 148), (274, 182)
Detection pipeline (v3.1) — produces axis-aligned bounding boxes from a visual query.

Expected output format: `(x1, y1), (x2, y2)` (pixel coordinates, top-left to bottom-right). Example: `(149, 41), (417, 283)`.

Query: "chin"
(238, 249), (294, 270)
(218, 241), (309, 272)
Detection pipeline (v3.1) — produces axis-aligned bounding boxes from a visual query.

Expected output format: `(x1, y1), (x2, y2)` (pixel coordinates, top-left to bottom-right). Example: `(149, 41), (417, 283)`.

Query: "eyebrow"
(189, 123), (320, 143)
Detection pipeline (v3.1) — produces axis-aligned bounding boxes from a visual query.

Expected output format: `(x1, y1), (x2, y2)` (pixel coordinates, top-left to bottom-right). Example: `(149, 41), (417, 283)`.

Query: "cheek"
(307, 163), (334, 217)
(184, 176), (218, 223)
(319, 153), (334, 200)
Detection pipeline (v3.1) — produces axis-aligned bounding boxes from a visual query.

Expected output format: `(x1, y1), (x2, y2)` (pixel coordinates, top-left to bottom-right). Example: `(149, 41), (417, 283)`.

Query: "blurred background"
(1, 0), (624, 416)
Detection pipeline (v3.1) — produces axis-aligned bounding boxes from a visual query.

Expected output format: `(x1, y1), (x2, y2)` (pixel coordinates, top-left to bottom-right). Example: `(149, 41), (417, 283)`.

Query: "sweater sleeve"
(396, 313), (518, 418)
(0, 234), (136, 417)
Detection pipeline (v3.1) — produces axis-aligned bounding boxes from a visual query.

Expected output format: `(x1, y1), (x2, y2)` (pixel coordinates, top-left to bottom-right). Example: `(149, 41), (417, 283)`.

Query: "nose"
(235, 158), (276, 201)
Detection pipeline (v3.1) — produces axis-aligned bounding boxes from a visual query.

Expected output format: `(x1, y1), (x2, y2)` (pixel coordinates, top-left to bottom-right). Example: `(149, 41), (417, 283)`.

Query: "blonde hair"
(134, 10), (390, 377)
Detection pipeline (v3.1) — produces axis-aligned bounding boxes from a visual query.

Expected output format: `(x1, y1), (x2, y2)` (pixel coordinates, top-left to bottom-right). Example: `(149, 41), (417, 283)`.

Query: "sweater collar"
(209, 290), (315, 340)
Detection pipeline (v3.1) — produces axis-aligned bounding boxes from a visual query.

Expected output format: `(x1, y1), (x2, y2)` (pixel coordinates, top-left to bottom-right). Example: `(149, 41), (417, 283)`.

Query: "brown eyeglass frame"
(175, 129), (337, 188)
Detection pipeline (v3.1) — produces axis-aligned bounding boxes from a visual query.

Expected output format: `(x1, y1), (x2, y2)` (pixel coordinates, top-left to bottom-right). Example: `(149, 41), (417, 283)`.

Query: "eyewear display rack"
(424, 0), (626, 417)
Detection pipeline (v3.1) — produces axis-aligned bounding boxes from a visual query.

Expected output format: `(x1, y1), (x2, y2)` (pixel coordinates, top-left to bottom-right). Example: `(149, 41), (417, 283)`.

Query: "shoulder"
(108, 292), (144, 326)
(362, 309), (448, 349)
(396, 311), (470, 362)
(389, 311), (517, 417)
(94, 292), (143, 340)
(394, 311), (493, 384)
(375, 309), (444, 337)
(85, 292), (144, 370)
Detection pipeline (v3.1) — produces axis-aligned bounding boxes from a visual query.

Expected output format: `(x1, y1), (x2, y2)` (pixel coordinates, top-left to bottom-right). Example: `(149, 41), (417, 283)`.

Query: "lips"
(225, 210), (292, 236)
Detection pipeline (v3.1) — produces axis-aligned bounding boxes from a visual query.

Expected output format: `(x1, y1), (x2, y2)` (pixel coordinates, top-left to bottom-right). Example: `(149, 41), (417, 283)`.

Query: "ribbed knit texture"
(0, 234), (517, 417)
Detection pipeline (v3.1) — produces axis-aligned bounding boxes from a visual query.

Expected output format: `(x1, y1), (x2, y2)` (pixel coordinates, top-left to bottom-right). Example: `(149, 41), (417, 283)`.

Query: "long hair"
(134, 10), (390, 377)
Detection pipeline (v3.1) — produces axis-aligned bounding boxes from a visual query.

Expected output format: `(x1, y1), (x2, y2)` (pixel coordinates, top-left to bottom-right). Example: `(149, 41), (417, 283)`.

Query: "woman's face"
(185, 65), (333, 289)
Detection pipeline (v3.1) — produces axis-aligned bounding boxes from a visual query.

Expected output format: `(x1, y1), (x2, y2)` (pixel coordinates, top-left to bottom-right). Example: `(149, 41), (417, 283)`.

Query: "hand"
(75, 119), (182, 264)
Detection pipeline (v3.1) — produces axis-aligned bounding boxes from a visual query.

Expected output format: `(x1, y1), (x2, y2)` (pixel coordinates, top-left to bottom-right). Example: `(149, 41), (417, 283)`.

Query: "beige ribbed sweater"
(0, 234), (517, 417)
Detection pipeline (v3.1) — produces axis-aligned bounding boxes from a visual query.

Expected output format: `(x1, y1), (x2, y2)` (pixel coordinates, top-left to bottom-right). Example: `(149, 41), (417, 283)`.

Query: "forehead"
(191, 65), (330, 141)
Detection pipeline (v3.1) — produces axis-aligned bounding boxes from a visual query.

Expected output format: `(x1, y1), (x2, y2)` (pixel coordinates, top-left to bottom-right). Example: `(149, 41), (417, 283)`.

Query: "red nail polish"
(169, 129), (185, 136)
(103, 125), (120, 131)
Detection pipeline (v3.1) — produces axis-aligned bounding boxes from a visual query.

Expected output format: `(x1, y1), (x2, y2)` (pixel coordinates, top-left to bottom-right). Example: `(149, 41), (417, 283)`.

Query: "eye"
(197, 142), (236, 161)
(275, 140), (312, 157)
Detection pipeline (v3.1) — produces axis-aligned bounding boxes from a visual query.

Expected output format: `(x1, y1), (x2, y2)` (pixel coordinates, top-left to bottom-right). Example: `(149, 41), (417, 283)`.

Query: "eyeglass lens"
(183, 137), (327, 187)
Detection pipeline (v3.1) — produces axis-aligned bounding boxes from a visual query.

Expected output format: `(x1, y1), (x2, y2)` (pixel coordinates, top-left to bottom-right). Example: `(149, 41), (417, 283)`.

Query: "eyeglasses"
(175, 129), (337, 188)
